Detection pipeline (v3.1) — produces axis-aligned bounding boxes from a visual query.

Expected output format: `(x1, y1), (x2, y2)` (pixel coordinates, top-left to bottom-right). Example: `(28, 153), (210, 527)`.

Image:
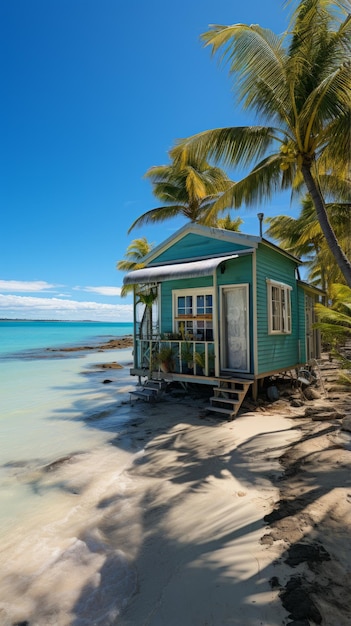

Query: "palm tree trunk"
(301, 164), (351, 289)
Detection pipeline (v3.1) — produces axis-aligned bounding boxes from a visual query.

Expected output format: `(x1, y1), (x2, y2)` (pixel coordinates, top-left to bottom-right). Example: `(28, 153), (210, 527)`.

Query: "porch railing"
(134, 338), (215, 377)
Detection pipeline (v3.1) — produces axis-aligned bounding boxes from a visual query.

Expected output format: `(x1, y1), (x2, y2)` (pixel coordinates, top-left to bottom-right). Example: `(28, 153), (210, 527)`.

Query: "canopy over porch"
(123, 251), (254, 285)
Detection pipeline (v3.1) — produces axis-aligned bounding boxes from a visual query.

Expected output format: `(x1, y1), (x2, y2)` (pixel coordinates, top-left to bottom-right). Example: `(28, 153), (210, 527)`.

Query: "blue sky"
(1, 0), (299, 321)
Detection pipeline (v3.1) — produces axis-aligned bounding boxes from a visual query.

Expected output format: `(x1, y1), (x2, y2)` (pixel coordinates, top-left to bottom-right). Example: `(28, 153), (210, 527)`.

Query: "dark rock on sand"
(284, 542), (331, 568)
(290, 399), (305, 407)
(341, 416), (351, 431)
(304, 404), (345, 421)
(303, 387), (321, 400)
(280, 576), (322, 624)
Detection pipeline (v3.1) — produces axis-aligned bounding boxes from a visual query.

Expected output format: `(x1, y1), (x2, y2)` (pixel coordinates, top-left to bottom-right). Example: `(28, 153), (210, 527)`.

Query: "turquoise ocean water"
(0, 319), (134, 356)
(0, 320), (140, 625)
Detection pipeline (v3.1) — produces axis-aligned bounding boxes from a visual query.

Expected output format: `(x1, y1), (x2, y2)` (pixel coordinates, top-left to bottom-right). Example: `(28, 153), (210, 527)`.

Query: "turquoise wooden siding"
(143, 226), (308, 377)
(217, 254), (252, 288)
(152, 233), (250, 264)
(159, 254), (255, 370)
(256, 244), (301, 375)
(297, 285), (307, 363)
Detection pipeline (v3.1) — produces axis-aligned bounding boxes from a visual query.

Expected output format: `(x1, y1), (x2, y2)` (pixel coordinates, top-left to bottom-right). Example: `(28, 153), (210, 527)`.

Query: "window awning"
(123, 252), (252, 285)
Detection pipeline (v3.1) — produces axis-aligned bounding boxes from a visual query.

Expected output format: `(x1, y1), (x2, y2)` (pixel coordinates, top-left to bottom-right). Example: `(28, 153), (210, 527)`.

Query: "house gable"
(150, 233), (251, 265)
(143, 224), (259, 267)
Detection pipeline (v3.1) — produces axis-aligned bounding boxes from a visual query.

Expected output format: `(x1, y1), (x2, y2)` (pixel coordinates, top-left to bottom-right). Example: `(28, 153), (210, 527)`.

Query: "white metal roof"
(123, 253), (248, 285)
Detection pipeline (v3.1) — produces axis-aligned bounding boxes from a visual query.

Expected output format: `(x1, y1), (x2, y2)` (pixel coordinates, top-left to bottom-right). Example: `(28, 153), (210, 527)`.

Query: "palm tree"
(171, 0), (351, 286)
(315, 283), (351, 360)
(215, 214), (243, 231)
(266, 196), (351, 294)
(117, 237), (157, 338)
(116, 237), (153, 296)
(128, 152), (233, 233)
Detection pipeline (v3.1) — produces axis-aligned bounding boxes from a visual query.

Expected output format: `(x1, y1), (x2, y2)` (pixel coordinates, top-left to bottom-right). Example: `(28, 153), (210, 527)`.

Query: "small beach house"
(123, 223), (323, 417)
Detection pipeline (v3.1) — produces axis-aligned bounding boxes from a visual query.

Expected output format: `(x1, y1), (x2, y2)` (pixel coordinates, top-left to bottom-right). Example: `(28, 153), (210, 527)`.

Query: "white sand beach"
(115, 386), (351, 626)
(1, 344), (350, 626)
(115, 403), (297, 626)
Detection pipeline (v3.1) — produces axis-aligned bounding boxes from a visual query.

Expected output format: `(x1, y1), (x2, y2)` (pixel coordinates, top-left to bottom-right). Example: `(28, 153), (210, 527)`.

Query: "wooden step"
(213, 389), (246, 399)
(217, 383), (251, 393)
(130, 388), (158, 402)
(206, 406), (237, 419)
(131, 388), (157, 397)
(145, 380), (165, 390)
(209, 377), (253, 419)
(210, 396), (241, 407)
(217, 377), (253, 386)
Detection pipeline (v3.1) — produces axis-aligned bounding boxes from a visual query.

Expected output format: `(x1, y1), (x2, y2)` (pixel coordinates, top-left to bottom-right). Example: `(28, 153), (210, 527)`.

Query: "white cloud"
(0, 280), (58, 292)
(75, 285), (122, 296)
(0, 294), (132, 322)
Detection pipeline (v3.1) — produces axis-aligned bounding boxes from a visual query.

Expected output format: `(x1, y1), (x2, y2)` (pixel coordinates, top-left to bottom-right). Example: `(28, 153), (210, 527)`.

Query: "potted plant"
(181, 341), (195, 371)
(155, 345), (176, 373)
(194, 350), (215, 376)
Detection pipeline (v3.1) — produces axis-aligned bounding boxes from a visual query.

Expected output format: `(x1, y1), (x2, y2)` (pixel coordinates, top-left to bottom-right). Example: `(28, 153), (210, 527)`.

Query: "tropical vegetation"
(128, 152), (234, 232)
(170, 0), (351, 286)
(116, 237), (153, 296)
(314, 283), (351, 384)
(266, 195), (351, 295)
(215, 214), (243, 232)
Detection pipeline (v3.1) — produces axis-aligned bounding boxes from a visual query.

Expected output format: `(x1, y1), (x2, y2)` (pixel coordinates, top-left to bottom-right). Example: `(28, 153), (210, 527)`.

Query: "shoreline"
(45, 335), (134, 354)
(0, 335), (134, 362)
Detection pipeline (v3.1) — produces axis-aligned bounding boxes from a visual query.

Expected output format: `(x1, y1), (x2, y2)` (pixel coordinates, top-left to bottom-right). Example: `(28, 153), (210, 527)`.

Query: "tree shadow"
(70, 413), (350, 625)
(66, 410), (298, 624)
(6, 374), (350, 626)
(261, 419), (351, 624)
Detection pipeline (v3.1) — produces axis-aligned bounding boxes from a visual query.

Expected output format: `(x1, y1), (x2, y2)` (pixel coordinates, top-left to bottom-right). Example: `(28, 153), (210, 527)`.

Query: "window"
(267, 280), (292, 334)
(173, 289), (213, 341)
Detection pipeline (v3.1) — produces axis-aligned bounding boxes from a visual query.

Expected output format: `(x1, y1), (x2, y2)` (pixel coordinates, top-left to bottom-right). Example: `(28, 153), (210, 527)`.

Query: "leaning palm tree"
(116, 237), (153, 296)
(128, 152), (233, 233)
(172, 0), (351, 286)
(266, 195), (351, 294)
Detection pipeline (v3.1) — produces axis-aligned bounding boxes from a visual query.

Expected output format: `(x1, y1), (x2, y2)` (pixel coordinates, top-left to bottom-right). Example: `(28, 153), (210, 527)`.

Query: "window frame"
(173, 287), (214, 340)
(267, 279), (292, 335)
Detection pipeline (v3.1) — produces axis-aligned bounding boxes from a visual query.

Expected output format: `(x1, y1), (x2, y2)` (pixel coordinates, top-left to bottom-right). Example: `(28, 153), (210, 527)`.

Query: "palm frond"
(117, 237), (154, 297)
(318, 109), (351, 167)
(202, 24), (290, 125)
(298, 63), (351, 152)
(128, 205), (187, 232)
(173, 126), (282, 171)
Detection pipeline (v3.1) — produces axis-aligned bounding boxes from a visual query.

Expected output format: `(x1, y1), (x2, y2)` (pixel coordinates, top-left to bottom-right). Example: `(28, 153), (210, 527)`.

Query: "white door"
(221, 285), (250, 372)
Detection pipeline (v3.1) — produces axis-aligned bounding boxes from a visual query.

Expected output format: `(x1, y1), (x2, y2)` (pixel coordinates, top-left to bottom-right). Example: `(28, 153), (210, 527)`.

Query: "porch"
(132, 337), (216, 379)
(130, 337), (255, 418)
